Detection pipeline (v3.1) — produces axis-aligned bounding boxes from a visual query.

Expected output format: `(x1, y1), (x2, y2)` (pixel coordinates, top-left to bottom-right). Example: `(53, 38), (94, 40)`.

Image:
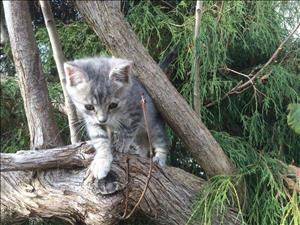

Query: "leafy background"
(1, 1), (299, 225)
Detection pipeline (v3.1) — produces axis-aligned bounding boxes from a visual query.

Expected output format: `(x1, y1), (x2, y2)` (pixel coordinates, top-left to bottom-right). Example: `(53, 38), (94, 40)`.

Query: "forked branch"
(205, 21), (300, 108)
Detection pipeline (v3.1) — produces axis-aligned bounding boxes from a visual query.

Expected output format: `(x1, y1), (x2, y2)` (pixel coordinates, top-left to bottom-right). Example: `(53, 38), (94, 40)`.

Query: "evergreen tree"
(1, 1), (299, 225)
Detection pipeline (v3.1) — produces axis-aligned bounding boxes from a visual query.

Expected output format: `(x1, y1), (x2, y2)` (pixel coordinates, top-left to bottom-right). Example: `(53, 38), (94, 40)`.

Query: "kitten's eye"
(85, 104), (95, 111)
(108, 103), (118, 110)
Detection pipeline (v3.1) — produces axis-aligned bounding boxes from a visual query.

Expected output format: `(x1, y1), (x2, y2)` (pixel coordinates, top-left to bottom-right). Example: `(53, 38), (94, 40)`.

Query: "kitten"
(64, 57), (168, 179)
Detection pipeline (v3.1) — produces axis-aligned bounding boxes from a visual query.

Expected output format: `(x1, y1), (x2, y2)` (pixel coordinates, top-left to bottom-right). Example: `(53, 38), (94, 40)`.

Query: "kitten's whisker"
(62, 56), (168, 183)
(50, 119), (86, 146)
(74, 123), (87, 139)
(69, 119), (85, 126)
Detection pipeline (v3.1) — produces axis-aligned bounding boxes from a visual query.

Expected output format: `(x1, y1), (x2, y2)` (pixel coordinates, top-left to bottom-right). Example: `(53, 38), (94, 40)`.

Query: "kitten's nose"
(98, 118), (107, 124)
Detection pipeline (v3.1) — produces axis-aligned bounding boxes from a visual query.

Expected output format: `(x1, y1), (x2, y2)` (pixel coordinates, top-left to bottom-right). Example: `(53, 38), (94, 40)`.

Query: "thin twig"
(205, 21), (300, 108)
(225, 67), (250, 79)
(193, 1), (204, 117)
(120, 156), (129, 218)
(238, 21), (300, 90)
(39, 0), (80, 144)
(216, 1), (224, 25)
(120, 94), (154, 220)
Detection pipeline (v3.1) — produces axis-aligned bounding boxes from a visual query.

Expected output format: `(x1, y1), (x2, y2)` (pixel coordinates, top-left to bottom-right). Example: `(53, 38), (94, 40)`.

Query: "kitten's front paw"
(153, 152), (167, 167)
(90, 156), (113, 180)
(96, 172), (123, 195)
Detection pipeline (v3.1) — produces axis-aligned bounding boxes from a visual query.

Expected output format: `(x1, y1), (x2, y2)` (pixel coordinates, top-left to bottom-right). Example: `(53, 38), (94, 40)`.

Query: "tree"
(1, 1), (241, 224)
(193, 1), (204, 117)
(0, 2), (8, 46)
(0, 144), (240, 225)
(39, 0), (80, 144)
(75, 1), (237, 180)
(3, 0), (62, 149)
(1, 1), (299, 225)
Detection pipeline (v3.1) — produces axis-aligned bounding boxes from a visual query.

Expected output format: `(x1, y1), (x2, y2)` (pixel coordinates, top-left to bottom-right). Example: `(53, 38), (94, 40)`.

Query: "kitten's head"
(64, 57), (133, 126)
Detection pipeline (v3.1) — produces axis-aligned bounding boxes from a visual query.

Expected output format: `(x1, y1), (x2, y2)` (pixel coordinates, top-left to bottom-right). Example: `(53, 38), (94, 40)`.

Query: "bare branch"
(193, 1), (204, 117)
(39, 0), (80, 144)
(225, 67), (251, 79)
(0, 145), (240, 225)
(216, 1), (224, 25)
(238, 21), (300, 90)
(205, 21), (300, 108)
(0, 142), (93, 172)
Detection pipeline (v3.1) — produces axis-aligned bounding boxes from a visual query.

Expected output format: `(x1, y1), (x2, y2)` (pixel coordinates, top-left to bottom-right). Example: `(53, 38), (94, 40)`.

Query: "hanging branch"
(39, 0), (80, 144)
(205, 21), (300, 108)
(193, 0), (204, 117)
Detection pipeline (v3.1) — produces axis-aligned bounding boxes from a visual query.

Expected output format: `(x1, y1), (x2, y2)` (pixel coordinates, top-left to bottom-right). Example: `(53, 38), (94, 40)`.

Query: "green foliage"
(0, 77), (69, 152)
(47, 82), (70, 144)
(1, 1), (300, 225)
(126, 1), (300, 225)
(0, 43), (15, 76)
(0, 77), (29, 153)
(287, 104), (300, 134)
(186, 175), (244, 225)
(35, 21), (107, 78)
(189, 131), (299, 225)
(246, 155), (288, 225)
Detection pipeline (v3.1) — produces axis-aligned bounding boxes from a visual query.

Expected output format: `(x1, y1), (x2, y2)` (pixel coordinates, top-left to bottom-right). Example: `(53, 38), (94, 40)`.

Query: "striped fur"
(64, 57), (168, 179)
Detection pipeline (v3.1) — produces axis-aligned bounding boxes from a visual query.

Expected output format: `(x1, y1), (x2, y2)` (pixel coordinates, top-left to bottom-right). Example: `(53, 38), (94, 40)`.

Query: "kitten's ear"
(64, 63), (88, 86)
(109, 60), (133, 87)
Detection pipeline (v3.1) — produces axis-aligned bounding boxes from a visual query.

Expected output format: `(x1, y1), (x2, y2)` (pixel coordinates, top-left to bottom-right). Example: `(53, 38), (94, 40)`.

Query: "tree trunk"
(0, 3), (9, 46)
(3, 1), (62, 149)
(193, 1), (203, 117)
(39, 0), (80, 144)
(0, 144), (241, 225)
(75, 1), (236, 178)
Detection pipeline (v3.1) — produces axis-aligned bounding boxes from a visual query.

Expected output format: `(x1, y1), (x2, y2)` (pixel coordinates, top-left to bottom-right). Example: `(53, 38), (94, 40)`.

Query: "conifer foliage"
(126, 1), (299, 224)
(1, 1), (299, 225)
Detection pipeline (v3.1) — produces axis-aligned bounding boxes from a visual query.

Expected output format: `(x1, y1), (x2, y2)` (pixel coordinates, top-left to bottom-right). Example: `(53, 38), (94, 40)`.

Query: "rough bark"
(3, 1), (62, 149)
(193, 1), (203, 117)
(75, 1), (236, 178)
(0, 144), (241, 225)
(39, 0), (80, 144)
(0, 2), (9, 46)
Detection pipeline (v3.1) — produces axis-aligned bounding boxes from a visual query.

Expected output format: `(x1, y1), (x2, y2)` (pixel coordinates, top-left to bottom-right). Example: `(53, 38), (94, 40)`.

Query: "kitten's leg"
(151, 123), (168, 167)
(134, 122), (168, 166)
(133, 131), (150, 158)
(115, 121), (140, 153)
(152, 147), (168, 167)
(87, 125), (113, 180)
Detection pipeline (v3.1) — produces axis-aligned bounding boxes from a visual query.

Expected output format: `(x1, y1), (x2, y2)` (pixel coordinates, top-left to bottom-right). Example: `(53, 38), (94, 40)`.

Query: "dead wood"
(0, 144), (240, 225)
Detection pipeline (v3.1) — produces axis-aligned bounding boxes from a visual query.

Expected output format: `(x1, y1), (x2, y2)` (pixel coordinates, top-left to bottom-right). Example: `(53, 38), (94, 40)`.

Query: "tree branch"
(0, 142), (93, 172)
(193, 1), (204, 117)
(39, 0), (81, 144)
(205, 21), (300, 108)
(0, 145), (240, 225)
(75, 0), (236, 179)
(216, 1), (224, 25)
(3, 1), (63, 149)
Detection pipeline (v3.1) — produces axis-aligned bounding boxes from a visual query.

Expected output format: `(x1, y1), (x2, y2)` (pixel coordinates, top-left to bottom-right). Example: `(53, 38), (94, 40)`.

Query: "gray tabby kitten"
(64, 57), (168, 179)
